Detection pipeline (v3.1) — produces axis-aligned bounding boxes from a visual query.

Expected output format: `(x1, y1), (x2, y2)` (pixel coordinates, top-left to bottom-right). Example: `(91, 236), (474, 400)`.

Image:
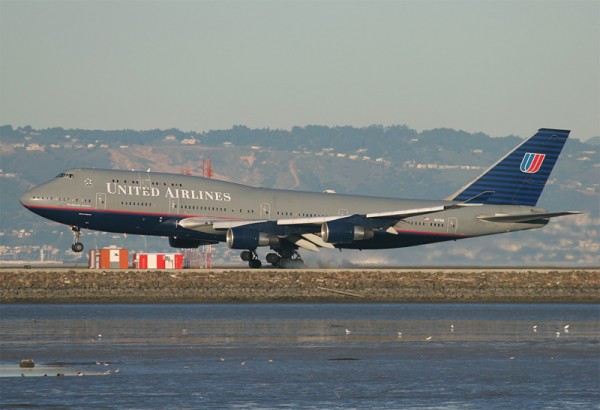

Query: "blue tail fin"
(449, 128), (570, 206)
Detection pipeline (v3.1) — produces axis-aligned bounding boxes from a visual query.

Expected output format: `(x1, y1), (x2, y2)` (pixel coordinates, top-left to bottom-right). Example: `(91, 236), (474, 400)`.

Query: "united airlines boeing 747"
(20, 128), (580, 268)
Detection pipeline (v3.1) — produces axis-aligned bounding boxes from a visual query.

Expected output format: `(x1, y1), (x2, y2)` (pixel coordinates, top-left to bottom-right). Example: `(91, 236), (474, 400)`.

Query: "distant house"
(26, 144), (45, 152)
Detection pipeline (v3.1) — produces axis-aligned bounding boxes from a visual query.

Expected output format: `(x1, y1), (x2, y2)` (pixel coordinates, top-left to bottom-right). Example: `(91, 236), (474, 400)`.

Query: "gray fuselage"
(20, 168), (549, 250)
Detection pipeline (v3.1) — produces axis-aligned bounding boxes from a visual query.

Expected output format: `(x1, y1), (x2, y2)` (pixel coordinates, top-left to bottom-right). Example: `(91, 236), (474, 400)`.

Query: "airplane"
(20, 128), (580, 268)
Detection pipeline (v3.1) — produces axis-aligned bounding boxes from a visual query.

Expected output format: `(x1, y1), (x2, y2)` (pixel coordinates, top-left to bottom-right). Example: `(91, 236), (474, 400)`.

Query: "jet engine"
(226, 228), (279, 249)
(321, 221), (374, 244)
(169, 236), (215, 248)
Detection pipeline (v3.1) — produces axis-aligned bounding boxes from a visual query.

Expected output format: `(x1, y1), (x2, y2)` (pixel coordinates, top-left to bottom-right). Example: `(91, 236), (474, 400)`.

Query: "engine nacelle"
(226, 228), (279, 249)
(169, 236), (214, 249)
(321, 221), (374, 244)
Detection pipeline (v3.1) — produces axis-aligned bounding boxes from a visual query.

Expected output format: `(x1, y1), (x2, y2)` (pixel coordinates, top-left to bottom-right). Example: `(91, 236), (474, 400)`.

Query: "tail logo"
(520, 153), (546, 174)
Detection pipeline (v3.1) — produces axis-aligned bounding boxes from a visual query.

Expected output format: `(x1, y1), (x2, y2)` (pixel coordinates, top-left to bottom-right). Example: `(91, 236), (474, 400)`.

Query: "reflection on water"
(1, 304), (599, 409)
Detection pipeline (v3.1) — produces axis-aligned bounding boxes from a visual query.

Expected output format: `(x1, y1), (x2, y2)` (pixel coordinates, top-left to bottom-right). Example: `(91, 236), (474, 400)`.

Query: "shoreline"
(1, 268), (598, 303)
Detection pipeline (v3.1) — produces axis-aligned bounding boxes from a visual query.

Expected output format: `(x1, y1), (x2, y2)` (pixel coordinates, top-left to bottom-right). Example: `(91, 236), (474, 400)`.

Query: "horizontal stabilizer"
(478, 211), (581, 223)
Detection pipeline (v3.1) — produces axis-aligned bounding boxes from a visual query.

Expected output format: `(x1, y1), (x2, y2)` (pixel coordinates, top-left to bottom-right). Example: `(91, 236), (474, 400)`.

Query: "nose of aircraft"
(20, 189), (35, 208)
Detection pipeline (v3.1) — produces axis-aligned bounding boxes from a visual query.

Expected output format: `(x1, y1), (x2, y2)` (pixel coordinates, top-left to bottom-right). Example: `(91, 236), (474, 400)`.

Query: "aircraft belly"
(28, 207), (221, 242)
(339, 231), (467, 250)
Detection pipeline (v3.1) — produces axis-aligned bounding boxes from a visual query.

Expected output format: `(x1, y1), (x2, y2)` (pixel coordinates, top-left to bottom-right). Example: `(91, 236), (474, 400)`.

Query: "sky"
(1, 0), (598, 140)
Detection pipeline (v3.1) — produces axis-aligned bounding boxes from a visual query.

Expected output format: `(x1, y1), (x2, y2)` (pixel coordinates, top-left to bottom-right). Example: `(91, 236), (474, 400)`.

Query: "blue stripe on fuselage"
(22, 205), (223, 242)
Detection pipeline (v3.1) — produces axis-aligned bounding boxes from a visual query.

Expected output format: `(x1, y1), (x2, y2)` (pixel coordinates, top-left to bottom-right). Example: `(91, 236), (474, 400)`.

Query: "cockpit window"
(56, 173), (74, 179)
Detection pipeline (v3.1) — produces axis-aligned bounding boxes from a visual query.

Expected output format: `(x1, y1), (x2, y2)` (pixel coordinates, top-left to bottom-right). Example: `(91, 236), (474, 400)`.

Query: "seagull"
(564, 325), (570, 333)
(240, 361), (246, 366)
(345, 329), (352, 335)
(450, 324), (454, 332)
(556, 332), (561, 338)
(397, 331), (403, 338)
(219, 357), (225, 362)
(425, 336), (432, 341)
(533, 325), (538, 332)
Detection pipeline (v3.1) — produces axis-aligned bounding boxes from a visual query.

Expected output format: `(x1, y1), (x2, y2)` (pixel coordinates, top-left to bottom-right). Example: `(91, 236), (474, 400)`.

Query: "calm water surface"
(1, 304), (599, 409)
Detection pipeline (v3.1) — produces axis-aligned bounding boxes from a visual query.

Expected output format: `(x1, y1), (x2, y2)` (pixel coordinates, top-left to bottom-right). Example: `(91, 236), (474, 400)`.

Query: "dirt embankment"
(1, 268), (598, 303)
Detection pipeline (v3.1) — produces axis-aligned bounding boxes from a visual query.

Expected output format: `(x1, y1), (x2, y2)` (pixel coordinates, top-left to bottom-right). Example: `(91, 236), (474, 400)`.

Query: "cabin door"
(96, 193), (106, 209)
(447, 217), (458, 234)
(260, 203), (271, 220)
(169, 198), (179, 215)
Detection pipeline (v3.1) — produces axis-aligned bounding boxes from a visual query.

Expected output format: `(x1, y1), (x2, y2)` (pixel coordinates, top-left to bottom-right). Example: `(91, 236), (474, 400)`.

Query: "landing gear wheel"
(266, 253), (281, 266)
(240, 250), (253, 262)
(70, 226), (83, 253)
(249, 259), (262, 269)
(270, 246), (304, 269)
(240, 249), (262, 269)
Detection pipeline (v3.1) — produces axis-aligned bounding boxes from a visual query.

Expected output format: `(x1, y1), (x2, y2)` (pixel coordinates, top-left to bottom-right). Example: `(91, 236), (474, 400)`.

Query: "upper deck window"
(56, 173), (74, 179)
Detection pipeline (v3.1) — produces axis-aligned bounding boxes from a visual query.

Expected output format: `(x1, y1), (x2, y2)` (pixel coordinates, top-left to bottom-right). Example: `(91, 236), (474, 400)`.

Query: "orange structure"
(133, 253), (184, 269)
(89, 248), (129, 269)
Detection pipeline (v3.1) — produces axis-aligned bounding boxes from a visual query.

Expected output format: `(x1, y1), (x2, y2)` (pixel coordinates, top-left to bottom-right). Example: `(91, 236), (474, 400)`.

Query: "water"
(1, 304), (599, 409)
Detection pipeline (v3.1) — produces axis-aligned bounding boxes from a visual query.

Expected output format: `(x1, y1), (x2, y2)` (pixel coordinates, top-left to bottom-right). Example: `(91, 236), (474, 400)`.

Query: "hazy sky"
(1, 0), (598, 140)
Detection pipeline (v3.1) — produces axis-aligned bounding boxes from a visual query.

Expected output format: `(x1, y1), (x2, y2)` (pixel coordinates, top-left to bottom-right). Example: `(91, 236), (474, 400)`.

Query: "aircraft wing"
(180, 205), (453, 231)
(277, 205), (452, 226)
(178, 217), (268, 231)
(178, 204), (457, 251)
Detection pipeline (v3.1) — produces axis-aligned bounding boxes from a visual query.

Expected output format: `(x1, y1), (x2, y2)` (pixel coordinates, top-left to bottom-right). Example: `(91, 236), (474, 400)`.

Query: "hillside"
(1, 125), (598, 266)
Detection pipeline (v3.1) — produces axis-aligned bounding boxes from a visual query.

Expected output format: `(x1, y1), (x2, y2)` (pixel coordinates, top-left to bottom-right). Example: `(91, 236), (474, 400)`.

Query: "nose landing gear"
(70, 226), (84, 253)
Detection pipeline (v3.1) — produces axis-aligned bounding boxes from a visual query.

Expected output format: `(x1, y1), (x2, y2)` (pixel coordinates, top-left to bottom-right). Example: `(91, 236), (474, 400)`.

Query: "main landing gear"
(70, 226), (84, 253)
(239, 246), (305, 269)
(240, 250), (262, 269)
